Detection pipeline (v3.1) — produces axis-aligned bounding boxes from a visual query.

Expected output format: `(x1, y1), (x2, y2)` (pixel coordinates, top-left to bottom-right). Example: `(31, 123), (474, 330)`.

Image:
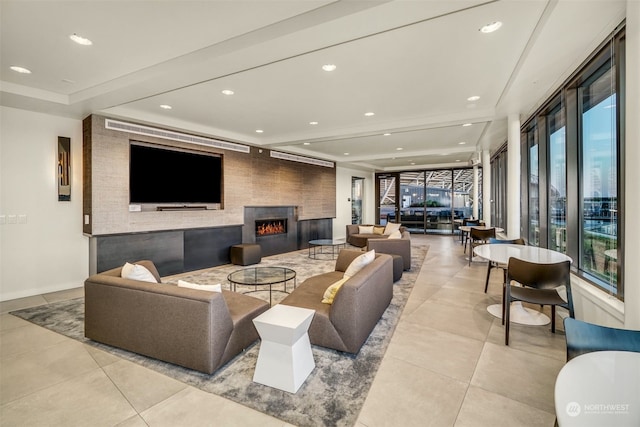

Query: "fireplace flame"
(256, 220), (286, 236)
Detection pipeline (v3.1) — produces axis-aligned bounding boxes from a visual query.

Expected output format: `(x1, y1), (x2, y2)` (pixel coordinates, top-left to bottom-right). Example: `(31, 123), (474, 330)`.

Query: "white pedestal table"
(555, 351), (640, 426)
(473, 244), (572, 325)
(252, 304), (316, 393)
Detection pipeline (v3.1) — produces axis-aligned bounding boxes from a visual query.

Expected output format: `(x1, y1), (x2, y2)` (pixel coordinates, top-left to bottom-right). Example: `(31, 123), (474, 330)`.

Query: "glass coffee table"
(227, 267), (296, 306)
(308, 239), (347, 259)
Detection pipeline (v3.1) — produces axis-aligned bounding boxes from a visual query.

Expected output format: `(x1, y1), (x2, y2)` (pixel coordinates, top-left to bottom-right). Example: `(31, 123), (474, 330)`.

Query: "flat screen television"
(129, 142), (222, 205)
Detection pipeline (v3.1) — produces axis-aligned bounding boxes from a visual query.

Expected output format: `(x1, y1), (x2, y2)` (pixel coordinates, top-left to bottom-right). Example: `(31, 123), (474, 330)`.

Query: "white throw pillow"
(121, 262), (158, 283)
(383, 222), (401, 235)
(344, 249), (375, 278)
(388, 230), (402, 239)
(358, 225), (374, 234)
(177, 280), (222, 293)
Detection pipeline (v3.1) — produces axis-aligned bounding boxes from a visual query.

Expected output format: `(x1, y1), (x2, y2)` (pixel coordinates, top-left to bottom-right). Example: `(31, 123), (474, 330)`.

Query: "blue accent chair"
(563, 317), (640, 361)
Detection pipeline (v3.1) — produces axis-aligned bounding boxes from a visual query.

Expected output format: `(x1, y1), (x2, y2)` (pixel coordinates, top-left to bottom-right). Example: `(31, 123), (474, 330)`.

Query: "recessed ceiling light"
(10, 66), (31, 74)
(467, 95), (480, 101)
(411, 162), (416, 165)
(456, 159), (461, 162)
(462, 123), (473, 127)
(255, 129), (264, 133)
(309, 121), (318, 125)
(221, 89), (234, 96)
(69, 33), (93, 45)
(396, 147), (403, 151)
(364, 112), (375, 117)
(383, 133), (391, 136)
(322, 64), (337, 72)
(303, 142), (311, 145)
(480, 21), (502, 33)
(159, 104), (172, 110)
(344, 152), (350, 156)
(459, 141), (467, 145)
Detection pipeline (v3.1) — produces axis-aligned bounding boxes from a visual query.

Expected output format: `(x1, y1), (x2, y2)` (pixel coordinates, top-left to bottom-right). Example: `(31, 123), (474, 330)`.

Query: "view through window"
(376, 168), (482, 234)
(518, 28), (623, 299)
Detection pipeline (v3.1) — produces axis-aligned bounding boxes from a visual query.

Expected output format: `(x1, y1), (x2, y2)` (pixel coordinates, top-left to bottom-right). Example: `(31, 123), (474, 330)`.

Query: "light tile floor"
(0, 234), (566, 426)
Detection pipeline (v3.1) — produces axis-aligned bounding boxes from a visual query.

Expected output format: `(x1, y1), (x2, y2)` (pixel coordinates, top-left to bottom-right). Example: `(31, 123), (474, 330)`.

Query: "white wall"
(623, 0), (640, 329)
(333, 166), (375, 240)
(0, 106), (88, 301)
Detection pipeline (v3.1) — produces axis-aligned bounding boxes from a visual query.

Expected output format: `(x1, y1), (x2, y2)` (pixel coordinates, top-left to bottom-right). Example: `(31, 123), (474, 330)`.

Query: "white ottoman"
(252, 304), (315, 393)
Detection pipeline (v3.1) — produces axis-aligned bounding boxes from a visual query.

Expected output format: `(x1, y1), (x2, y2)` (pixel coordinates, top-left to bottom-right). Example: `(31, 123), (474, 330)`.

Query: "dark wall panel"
(96, 231), (184, 276)
(184, 226), (242, 271)
(297, 218), (333, 249)
(94, 225), (244, 276)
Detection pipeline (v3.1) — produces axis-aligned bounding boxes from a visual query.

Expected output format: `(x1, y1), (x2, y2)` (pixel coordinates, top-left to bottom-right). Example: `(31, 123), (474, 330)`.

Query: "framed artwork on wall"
(58, 136), (71, 201)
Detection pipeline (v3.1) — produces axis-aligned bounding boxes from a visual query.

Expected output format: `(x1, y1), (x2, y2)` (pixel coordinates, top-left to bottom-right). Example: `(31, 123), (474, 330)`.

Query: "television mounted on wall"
(129, 142), (222, 205)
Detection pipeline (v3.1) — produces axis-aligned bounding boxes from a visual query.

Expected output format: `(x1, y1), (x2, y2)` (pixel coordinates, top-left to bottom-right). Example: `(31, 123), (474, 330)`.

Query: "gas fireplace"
(244, 206), (298, 257)
(255, 219), (287, 237)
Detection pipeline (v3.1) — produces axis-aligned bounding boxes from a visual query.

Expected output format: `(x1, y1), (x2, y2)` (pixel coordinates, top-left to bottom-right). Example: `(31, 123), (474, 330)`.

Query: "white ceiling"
(1, 0), (626, 172)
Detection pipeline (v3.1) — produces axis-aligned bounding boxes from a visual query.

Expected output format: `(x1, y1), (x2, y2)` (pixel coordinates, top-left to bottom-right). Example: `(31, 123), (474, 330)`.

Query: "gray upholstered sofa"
(367, 230), (412, 270)
(346, 224), (412, 270)
(84, 260), (269, 374)
(280, 249), (393, 354)
(346, 224), (388, 247)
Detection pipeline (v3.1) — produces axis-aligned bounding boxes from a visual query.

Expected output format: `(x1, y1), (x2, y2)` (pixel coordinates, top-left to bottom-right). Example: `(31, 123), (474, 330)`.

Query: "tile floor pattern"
(0, 235), (566, 426)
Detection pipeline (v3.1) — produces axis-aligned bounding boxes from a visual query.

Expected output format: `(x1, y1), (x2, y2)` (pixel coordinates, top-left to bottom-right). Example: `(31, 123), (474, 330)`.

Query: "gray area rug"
(11, 245), (428, 427)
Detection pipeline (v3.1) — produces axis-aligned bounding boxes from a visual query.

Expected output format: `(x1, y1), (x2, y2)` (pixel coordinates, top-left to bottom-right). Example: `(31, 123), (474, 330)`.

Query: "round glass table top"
(227, 267), (296, 286)
(308, 239), (346, 246)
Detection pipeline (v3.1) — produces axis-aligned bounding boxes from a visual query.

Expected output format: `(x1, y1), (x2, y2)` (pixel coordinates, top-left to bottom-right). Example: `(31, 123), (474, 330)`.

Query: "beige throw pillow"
(358, 225), (374, 234)
(388, 230), (402, 239)
(121, 262), (158, 283)
(344, 249), (375, 277)
(373, 226), (385, 235)
(383, 222), (401, 235)
(177, 280), (222, 293)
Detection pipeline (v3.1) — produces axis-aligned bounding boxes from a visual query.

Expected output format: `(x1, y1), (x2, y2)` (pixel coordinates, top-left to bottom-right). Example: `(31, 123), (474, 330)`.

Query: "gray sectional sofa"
(346, 224), (412, 270)
(280, 249), (394, 354)
(84, 260), (269, 374)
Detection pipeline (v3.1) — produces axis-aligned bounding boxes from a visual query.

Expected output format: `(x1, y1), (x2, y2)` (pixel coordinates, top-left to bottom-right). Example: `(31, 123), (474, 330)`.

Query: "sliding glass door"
(376, 167), (480, 234)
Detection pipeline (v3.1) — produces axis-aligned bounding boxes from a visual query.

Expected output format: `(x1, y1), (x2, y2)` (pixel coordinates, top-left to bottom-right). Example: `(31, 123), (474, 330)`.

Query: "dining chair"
(505, 257), (573, 345)
(484, 237), (525, 293)
(461, 218), (480, 248)
(468, 227), (496, 266)
(563, 317), (640, 361)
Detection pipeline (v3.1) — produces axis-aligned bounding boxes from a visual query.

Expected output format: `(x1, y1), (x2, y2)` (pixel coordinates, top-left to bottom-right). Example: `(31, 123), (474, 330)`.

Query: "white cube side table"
(252, 304), (316, 393)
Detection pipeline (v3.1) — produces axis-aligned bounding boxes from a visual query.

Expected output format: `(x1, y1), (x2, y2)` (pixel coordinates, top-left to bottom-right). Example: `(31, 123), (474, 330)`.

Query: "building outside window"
(516, 26), (624, 299)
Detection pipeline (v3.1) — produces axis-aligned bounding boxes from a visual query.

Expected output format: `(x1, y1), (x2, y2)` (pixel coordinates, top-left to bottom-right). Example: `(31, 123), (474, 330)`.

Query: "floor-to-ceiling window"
(490, 145), (508, 230)
(548, 101), (567, 253)
(579, 62), (618, 290)
(351, 177), (364, 224)
(519, 26), (624, 299)
(376, 167), (480, 234)
(376, 173), (398, 226)
(526, 126), (540, 246)
(422, 170), (453, 233)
